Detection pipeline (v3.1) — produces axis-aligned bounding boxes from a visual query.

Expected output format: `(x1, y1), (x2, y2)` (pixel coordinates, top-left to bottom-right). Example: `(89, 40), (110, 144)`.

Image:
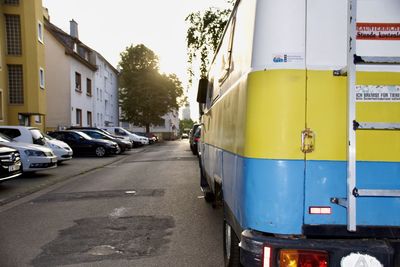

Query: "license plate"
(9, 164), (20, 172)
(341, 253), (383, 267)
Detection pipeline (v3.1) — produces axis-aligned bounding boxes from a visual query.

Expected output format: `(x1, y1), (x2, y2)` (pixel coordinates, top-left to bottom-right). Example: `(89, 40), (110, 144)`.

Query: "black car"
(0, 145), (22, 181)
(191, 125), (201, 156)
(48, 130), (119, 157)
(189, 123), (201, 153)
(78, 129), (132, 154)
(68, 127), (135, 148)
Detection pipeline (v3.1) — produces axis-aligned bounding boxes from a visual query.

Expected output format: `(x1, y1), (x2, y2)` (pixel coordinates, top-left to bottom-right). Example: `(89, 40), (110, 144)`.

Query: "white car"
(0, 133), (57, 172)
(43, 134), (73, 162)
(101, 127), (149, 146)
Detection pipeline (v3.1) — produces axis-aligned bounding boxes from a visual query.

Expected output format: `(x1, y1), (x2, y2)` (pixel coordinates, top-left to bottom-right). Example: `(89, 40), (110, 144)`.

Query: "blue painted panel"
(242, 158), (305, 234)
(304, 160), (400, 226)
(204, 144), (305, 235)
(304, 161), (347, 225)
(204, 144), (400, 234)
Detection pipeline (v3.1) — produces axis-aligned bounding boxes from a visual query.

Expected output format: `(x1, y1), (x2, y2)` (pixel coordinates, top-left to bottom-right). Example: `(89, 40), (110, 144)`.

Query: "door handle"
(301, 128), (315, 153)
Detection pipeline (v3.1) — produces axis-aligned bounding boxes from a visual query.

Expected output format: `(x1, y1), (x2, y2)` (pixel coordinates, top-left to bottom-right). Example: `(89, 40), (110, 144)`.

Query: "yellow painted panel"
(307, 70), (400, 162)
(244, 70), (306, 159)
(306, 71), (347, 161)
(203, 76), (248, 156)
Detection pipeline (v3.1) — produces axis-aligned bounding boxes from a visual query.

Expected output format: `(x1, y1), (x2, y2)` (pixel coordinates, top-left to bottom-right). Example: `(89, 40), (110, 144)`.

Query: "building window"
(0, 90), (4, 121)
(35, 115), (42, 124)
(8, 65), (23, 104)
(87, 111), (92, 126)
(38, 21), (44, 43)
(76, 108), (82, 126)
(5, 15), (22, 55)
(39, 68), (45, 89)
(75, 72), (81, 92)
(86, 78), (92, 96)
(18, 114), (29, 126)
(4, 0), (19, 5)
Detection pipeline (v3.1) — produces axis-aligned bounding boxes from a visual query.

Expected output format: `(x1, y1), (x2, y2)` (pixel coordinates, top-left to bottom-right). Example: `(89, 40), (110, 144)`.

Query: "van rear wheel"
(223, 220), (241, 267)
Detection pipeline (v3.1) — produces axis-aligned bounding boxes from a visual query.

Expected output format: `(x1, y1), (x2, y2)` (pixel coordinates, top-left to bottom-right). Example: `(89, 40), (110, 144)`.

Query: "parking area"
(0, 148), (145, 206)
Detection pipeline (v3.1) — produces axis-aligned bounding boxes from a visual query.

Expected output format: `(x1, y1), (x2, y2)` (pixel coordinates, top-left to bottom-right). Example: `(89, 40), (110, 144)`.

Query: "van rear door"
(304, 0), (400, 230)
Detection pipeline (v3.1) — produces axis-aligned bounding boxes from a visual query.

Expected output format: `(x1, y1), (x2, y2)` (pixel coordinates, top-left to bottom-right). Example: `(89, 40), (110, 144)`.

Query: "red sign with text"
(357, 23), (400, 40)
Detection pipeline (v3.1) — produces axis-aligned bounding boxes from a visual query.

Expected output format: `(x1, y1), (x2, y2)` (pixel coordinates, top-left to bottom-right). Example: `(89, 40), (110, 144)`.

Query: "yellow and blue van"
(197, 0), (400, 266)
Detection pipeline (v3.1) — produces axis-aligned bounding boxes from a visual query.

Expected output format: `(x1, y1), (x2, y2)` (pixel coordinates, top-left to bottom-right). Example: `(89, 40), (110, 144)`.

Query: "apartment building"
(93, 53), (119, 127)
(44, 17), (119, 130)
(0, 0), (47, 130)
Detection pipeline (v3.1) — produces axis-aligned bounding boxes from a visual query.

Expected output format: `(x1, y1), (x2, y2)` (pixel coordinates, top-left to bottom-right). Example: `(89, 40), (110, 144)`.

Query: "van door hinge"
(301, 128), (315, 153)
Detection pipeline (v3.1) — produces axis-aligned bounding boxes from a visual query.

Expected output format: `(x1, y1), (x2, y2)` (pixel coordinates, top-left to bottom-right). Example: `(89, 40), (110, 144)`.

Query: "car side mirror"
(197, 78), (208, 104)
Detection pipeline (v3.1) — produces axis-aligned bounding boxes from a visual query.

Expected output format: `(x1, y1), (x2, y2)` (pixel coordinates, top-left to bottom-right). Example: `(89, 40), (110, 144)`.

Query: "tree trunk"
(146, 124), (150, 134)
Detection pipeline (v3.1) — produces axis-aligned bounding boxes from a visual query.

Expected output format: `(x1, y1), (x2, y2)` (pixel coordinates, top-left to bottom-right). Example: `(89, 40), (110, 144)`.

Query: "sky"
(42, 0), (231, 121)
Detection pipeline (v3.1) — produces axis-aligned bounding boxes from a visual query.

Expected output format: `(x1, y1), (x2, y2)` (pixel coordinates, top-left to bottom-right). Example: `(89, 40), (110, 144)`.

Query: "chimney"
(70, 19), (79, 39)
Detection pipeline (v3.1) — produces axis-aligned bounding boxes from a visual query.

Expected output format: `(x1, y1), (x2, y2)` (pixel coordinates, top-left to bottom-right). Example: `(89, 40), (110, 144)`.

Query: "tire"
(204, 191), (215, 203)
(200, 164), (215, 203)
(95, 146), (106, 157)
(223, 220), (241, 267)
(115, 145), (122, 155)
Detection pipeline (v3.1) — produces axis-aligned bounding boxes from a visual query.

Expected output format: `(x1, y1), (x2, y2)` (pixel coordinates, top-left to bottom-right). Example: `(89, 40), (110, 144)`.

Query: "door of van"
(304, 0), (400, 230)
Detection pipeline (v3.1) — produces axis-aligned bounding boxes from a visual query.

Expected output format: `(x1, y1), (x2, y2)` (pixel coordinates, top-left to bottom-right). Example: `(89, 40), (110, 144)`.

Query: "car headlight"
(50, 143), (61, 149)
(25, 150), (46, 157)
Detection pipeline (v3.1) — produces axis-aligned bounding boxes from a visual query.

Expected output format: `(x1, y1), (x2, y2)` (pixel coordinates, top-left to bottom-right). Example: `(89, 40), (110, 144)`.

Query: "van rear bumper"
(240, 229), (400, 266)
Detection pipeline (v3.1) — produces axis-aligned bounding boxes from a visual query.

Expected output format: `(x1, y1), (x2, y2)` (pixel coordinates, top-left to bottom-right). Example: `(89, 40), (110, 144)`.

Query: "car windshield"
(0, 133), (11, 142)
(95, 130), (113, 138)
(43, 133), (54, 140)
(75, 131), (92, 140)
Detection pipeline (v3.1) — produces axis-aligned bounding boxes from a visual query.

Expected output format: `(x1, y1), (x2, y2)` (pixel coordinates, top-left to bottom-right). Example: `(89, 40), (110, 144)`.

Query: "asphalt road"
(0, 140), (223, 267)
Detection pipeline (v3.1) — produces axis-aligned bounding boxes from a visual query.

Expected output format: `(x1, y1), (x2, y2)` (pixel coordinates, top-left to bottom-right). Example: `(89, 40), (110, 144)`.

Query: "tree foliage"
(179, 119), (195, 134)
(119, 44), (184, 133)
(185, 2), (234, 85)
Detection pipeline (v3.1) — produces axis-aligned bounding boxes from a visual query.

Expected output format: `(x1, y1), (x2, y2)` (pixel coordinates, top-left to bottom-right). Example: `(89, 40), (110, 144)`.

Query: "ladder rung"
(354, 188), (400, 197)
(355, 56), (400, 65)
(354, 122), (400, 130)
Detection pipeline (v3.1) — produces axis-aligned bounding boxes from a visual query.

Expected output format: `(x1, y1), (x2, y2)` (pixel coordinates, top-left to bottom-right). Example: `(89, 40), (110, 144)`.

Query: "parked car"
(133, 132), (156, 144)
(0, 133), (57, 172)
(191, 126), (201, 156)
(48, 130), (119, 157)
(0, 145), (22, 181)
(102, 127), (149, 146)
(0, 126), (73, 162)
(43, 133), (73, 162)
(76, 129), (132, 154)
(181, 133), (189, 139)
(0, 126), (46, 146)
(189, 123), (201, 153)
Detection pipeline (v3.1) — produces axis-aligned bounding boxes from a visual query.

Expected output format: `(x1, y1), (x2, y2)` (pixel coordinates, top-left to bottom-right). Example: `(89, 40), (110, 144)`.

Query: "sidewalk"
(0, 148), (144, 207)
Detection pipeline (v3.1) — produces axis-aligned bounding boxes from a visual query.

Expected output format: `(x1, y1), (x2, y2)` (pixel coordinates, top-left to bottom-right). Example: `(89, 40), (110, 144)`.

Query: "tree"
(119, 44), (184, 133)
(185, 1), (234, 85)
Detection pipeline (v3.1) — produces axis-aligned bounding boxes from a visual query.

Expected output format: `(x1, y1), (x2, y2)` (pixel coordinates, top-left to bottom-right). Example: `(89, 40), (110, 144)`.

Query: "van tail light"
(280, 249), (328, 267)
(263, 246), (272, 267)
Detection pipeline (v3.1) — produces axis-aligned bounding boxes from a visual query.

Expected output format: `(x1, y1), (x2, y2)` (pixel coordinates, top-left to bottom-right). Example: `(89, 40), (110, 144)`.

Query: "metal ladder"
(331, 0), (400, 232)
